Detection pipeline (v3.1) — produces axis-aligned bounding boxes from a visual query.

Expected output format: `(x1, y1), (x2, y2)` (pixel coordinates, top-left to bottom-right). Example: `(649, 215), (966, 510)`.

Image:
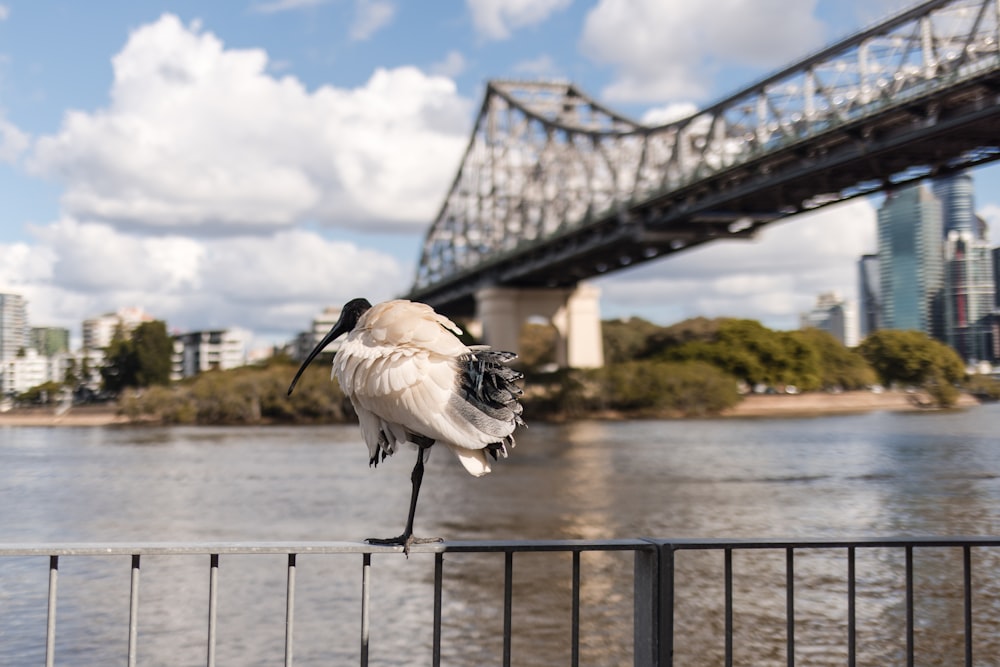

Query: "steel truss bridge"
(408, 0), (1000, 316)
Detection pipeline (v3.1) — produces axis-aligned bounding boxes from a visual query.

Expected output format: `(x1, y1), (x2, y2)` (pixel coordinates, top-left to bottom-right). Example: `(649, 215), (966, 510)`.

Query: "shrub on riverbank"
(524, 360), (740, 419)
(119, 359), (351, 425)
(642, 319), (875, 392)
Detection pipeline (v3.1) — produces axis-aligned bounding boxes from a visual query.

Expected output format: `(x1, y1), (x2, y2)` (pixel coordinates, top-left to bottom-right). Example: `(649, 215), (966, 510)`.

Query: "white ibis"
(287, 298), (525, 553)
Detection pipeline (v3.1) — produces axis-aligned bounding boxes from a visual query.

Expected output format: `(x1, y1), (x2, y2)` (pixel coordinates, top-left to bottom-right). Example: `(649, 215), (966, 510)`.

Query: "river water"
(2, 403), (1000, 665)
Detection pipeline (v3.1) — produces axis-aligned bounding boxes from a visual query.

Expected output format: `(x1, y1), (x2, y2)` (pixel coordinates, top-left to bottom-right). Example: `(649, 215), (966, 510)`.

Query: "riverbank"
(0, 405), (130, 427)
(721, 388), (980, 418)
(0, 390), (981, 427)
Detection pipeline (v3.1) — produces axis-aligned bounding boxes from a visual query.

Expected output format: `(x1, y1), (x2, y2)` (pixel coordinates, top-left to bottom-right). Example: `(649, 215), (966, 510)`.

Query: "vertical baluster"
(847, 547), (856, 667)
(571, 550), (580, 667)
(963, 545), (972, 667)
(207, 554), (219, 667)
(503, 551), (513, 667)
(905, 546), (914, 667)
(285, 554), (296, 667)
(128, 554), (141, 667)
(361, 553), (371, 667)
(786, 548), (794, 667)
(433, 553), (443, 667)
(45, 555), (58, 667)
(725, 548), (733, 667)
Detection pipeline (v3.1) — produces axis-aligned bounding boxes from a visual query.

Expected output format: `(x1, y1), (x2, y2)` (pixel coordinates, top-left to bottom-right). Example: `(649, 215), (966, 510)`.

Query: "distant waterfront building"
(292, 306), (343, 362)
(857, 254), (881, 339)
(171, 328), (250, 380)
(82, 306), (155, 351)
(30, 326), (71, 357)
(877, 183), (944, 339)
(993, 247), (1000, 310)
(0, 293), (29, 362)
(0, 348), (73, 395)
(943, 229), (996, 362)
(800, 292), (857, 347)
(932, 171), (976, 235)
(932, 171), (997, 362)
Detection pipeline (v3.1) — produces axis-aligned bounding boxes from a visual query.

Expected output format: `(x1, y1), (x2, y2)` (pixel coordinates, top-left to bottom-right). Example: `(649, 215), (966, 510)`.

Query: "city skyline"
(2, 1), (1000, 351)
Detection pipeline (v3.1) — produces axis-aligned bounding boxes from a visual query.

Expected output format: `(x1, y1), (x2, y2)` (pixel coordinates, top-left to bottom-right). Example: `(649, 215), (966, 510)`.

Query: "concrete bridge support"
(474, 283), (604, 368)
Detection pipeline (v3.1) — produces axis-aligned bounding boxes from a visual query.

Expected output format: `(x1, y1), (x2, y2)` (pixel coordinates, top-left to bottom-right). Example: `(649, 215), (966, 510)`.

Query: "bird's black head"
(287, 297), (372, 395)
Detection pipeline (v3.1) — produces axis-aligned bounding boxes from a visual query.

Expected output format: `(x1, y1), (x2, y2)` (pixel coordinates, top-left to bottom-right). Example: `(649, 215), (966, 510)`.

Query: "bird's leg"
(366, 446), (442, 555)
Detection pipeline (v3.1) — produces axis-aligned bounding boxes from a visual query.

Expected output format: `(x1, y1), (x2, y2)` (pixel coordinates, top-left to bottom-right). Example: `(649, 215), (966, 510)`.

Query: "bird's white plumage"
(331, 300), (517, 477)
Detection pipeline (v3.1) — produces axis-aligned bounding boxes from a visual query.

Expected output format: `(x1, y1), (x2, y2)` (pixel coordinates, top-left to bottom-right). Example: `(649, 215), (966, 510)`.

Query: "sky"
(2, 0), (999, 351)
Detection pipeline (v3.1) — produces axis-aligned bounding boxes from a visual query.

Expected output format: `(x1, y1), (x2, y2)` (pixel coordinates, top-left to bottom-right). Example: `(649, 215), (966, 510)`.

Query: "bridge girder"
(410, 0), (1000, 317)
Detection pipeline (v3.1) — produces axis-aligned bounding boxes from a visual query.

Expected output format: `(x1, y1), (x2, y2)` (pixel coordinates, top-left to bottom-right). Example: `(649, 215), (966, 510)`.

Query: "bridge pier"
(474, 283), (604, 369)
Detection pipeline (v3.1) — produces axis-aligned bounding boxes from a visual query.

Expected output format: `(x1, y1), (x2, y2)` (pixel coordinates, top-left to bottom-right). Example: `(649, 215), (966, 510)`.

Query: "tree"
(101, 321), (173, 393)
(788, 328), (877, 390)
(519, 322), (557, 370)
(858, 329), (966, 406)
(659, 319), (821, 389)
(602, 316), (675, 363)
(131, 321), (173, 386)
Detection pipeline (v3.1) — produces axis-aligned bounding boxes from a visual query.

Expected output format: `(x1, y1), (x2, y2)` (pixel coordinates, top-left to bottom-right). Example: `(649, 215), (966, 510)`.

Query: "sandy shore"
(0, 390), (981, 427)
(721, 389), (980, 418)
(0, 405), (130, 427)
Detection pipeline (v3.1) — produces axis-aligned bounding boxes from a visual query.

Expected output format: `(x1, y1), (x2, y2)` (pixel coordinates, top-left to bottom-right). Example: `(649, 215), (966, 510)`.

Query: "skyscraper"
(934, 171), (996, 362)
(944, 230), (995, 362)
(876, 183), (944, 339)
(932, 171), (976, 235)
(0, 293), (30, 362)
(858, 254), (880, 339)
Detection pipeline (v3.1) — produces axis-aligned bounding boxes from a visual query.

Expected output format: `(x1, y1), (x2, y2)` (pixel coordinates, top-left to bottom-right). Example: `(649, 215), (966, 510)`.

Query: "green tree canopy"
(101, 321), (173, 393)
(858, 329), (966, 408)
(858, 329), (965, 387)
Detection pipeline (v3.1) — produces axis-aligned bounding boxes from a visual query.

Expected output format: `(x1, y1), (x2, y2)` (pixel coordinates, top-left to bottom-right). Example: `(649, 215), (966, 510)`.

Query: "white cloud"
(640, 103), (698, 126)
(513, 54), (561, 79)
(27, 14), (471, 235)
(581, 0), (824, 103)
(351, 0), (396, 41)
(466, 0), (571, 40)
(0, 116), (29, 163)
(598, 198), (877, 329)
(0, 241), (54, 287)
(0, 5), (9, 21)
(250, 0), (330, 14)
(430, 50), (467, 79)
(199, 228), (403, 305)
(18, 217), (407, 343)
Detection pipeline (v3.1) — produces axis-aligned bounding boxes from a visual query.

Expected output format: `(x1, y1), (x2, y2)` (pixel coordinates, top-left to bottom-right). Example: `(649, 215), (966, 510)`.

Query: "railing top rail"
(0, 538), (653, 557)
(3, 536), (1000, 557)
(646, 536), (1000, 550)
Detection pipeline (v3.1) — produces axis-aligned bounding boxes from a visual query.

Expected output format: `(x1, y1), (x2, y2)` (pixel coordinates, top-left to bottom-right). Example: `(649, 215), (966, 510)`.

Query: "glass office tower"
(934, 172), (996, 362)
(876, 184), (944, 339)
(858, 254), (880, 339)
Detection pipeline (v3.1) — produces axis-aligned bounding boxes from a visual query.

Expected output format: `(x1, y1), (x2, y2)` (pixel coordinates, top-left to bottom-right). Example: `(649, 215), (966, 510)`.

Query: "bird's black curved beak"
(287, 298), (371, 395)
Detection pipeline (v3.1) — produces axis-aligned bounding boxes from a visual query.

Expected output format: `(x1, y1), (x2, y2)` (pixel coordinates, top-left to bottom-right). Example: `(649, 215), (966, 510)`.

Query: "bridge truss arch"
(412, 0), (1000, 315)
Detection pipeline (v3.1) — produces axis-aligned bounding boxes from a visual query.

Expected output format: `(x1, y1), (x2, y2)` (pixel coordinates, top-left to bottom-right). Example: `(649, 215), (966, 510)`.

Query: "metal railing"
(3, 537), (1000, 666)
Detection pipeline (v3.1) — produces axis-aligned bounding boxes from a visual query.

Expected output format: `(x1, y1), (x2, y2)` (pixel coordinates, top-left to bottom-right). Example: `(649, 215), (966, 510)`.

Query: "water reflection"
(2, 404), (1000, 664)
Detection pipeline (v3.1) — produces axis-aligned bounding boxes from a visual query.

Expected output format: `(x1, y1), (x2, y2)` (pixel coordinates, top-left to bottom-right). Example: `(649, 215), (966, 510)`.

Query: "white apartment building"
(292, 306), (343, 361)
(0, 349), (74, 395)
(82, 306), (155, 350)
(0, 293), (29, 361)
(171, 328), (250, 380)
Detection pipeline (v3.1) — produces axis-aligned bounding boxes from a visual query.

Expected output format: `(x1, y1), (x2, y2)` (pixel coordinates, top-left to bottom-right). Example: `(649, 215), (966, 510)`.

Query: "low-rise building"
(800, 292), (858, 347)
(171, 328), (250, 380)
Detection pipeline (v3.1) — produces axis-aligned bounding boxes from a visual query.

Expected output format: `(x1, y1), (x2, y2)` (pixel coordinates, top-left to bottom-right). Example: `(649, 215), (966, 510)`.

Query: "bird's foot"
(366, 534), (443, 556)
